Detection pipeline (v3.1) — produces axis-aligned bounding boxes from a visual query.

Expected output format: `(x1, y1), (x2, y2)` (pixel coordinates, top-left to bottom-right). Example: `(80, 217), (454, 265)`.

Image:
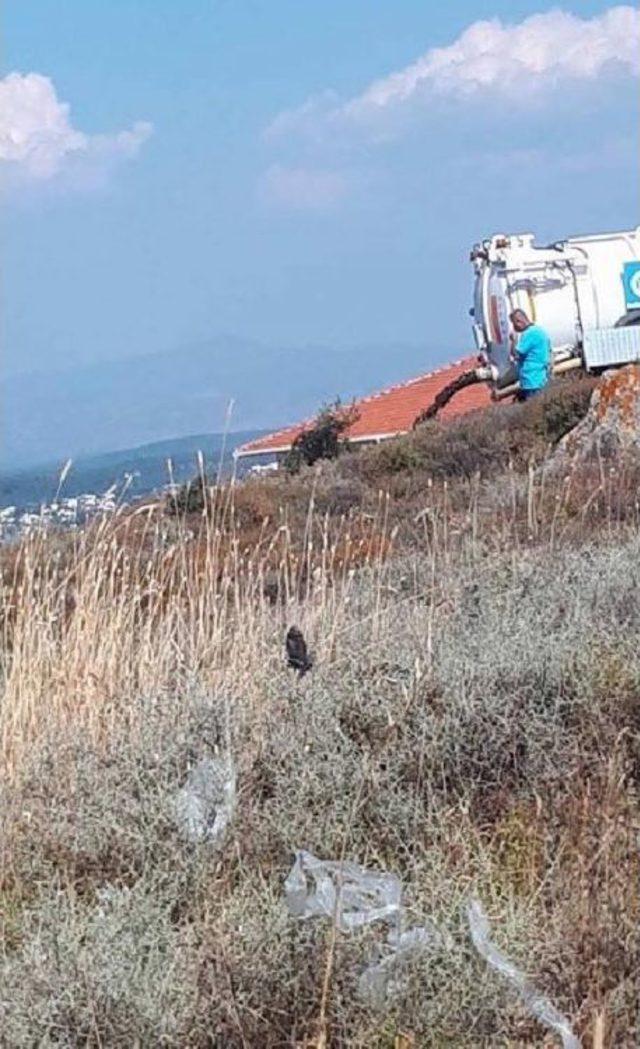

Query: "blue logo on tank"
(622, 261), (640, 309)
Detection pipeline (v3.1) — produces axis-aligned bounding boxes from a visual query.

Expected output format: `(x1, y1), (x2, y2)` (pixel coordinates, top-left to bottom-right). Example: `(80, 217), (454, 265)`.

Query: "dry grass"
(1, 414), (639, 1046)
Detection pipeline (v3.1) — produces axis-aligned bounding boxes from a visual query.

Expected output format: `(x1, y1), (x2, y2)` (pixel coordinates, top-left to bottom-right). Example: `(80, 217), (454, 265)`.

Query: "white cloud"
(268, 6), (640, 137)
(0, 72), (152, 186)
(264, 90), (339, 143)
(458, 135), (637, 176)
(261, 164), (349, 210)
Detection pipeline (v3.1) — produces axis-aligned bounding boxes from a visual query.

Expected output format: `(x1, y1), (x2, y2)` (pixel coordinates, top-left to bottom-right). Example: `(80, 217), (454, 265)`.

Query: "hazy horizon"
(3, 333), (450, 466)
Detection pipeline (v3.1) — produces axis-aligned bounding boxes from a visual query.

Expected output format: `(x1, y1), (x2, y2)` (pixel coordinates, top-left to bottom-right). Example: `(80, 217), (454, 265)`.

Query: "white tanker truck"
(415, 226), (640, 423)
(470, 226), (640, 394)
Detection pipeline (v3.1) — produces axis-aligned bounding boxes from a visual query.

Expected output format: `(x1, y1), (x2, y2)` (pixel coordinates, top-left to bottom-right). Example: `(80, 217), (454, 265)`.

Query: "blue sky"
(3, 1), (639, 380)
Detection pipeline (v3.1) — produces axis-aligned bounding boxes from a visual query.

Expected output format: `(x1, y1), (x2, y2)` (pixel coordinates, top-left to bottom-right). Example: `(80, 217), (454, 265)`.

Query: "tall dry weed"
(0, 458), (638, 1045)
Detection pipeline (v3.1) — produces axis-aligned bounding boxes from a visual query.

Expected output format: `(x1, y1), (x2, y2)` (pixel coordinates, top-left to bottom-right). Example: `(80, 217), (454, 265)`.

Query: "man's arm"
(515, 330), (531, 362)
(509, 331), (517, 363)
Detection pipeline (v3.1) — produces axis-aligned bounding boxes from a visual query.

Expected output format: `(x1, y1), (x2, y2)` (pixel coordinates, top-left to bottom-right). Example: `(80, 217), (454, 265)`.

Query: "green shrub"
(166, 474), (207, 515)
(349, 375), (596, 485)
(284, 400), (359, 473)
(532, 375), (597, 443)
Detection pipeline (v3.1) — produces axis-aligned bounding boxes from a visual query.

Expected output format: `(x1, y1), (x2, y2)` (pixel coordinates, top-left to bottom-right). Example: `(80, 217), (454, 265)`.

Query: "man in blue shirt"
(510, 309), (552, 400)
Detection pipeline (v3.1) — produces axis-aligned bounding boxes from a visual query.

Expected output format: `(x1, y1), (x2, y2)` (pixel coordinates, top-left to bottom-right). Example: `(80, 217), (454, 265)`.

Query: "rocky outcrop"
(547, 364), (640, 468)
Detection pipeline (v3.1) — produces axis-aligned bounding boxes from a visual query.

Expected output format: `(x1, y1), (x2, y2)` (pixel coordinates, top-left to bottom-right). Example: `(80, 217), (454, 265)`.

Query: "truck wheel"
(614, 309), (640, 327)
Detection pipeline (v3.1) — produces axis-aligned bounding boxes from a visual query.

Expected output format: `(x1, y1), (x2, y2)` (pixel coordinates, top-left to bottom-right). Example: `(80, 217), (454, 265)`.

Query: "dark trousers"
(517, 387), (544, 403)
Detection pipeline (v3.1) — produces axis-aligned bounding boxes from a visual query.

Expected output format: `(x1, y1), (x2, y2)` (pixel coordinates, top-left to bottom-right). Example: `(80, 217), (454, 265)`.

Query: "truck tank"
(470, 228), (640, 385)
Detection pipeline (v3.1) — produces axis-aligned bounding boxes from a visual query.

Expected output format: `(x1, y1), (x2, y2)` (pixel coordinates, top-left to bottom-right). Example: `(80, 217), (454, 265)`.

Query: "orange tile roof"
(236, 355), (492, 457)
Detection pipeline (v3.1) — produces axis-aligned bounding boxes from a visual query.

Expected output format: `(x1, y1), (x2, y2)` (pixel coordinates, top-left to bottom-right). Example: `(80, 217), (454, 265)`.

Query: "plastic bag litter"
(358, 924), (440, 1006)
(284, 850), (402, 933)
(174, 755), (236, 845)
(284, 851), (438, 1006)
(467, 899), (580, 1049)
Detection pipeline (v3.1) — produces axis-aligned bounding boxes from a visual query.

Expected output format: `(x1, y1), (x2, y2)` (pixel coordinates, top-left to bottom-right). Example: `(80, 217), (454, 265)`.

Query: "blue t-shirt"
(516, 324), (551, 390)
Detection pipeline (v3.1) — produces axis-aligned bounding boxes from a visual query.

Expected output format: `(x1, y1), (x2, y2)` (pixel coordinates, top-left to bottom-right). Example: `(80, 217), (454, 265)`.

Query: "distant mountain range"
(0, 429), (265, 512)
(3, 334), (451, 467)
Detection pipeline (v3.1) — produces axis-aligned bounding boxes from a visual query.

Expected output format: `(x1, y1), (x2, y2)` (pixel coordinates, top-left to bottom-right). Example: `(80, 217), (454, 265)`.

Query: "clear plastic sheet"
(284, 851), (437, 1006)
(174, 756), (236, 845)
(467, 898), (580, 1049)
(358, 925), (440, 1006)
(284, 850), (402, 933)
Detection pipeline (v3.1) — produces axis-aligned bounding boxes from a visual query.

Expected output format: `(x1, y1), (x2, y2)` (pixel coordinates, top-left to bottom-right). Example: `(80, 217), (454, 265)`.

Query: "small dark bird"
(285, 626), (313, 677)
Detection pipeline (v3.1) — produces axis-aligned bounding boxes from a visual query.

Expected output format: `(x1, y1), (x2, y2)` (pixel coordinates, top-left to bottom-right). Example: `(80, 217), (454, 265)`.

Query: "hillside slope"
(0, 375), (638, 1046)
